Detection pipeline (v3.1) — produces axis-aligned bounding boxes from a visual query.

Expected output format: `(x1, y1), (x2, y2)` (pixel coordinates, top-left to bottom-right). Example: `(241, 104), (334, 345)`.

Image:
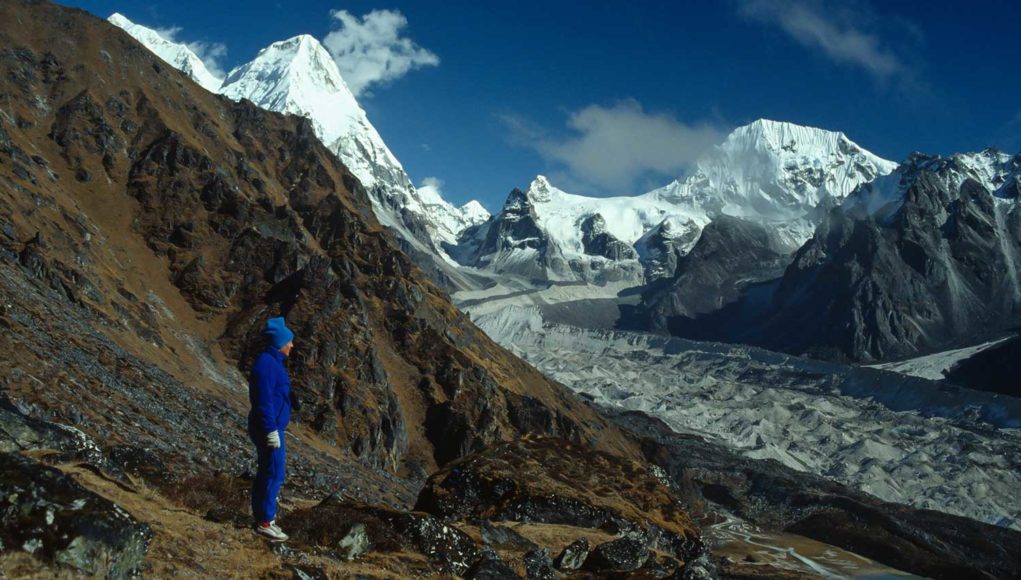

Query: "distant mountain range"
(453, 120), (896, 287)
(111, 13), (1021, 365)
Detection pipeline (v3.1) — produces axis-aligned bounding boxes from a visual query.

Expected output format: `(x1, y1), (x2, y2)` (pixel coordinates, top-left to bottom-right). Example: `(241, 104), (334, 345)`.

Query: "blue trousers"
(250, 428), (286, 523)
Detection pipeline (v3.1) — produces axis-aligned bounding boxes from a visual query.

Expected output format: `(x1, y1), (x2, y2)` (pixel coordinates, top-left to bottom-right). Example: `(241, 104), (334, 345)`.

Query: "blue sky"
(64, 0), (1021, 210)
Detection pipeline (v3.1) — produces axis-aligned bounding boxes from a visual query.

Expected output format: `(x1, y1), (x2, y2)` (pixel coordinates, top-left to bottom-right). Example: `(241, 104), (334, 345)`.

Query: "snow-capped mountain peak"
(458, 200), (491, 226)
(679, 118), (899, 220)
(108, 13), (223, 93)
(219, 34), (367, 152)
(217, 33), (490, 258)
(459, 119), (896, 285)
(116, 16), (489, 281)
(526, 175), (557, 203)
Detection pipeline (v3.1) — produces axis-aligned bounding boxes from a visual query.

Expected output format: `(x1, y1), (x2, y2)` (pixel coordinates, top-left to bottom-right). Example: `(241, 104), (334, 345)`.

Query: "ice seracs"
(108, 13), (223, 93)
(468, 304), (1021, 531)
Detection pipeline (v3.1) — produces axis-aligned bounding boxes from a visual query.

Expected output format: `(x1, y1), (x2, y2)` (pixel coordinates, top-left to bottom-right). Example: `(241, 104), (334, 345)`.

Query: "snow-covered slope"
(455, 175), (709, 284)
(458, 120), (896, 286)
(846, 148), (1021, 219)
(110, 15), (488, 289)
(532, 175), (712, 257)
(683, 119), (898, 223)
(868, 336), (1015, 380)
(108, 13), (223, 92)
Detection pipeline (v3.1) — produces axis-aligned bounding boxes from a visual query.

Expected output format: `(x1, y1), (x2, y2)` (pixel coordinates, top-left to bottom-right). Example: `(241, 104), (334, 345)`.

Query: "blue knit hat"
(262, 317), (294, 350)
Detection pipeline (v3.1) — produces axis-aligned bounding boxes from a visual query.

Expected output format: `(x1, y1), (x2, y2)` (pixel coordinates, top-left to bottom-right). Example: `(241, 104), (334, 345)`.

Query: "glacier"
(470, 304), (1021, 531)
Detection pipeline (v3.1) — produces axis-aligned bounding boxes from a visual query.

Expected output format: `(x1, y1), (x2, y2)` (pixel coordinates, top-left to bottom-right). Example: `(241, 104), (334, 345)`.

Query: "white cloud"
(153, 25), (228, 78)
(740, 0), (904, 79)
(417, 176), (446, 204)
(504, 100), (725, 195)
(323, 9), (439, 97)
(185, 41), (228, 78)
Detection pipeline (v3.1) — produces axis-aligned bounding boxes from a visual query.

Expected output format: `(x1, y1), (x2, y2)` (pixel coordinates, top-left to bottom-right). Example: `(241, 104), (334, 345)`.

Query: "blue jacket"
(248, 348), (291, 434)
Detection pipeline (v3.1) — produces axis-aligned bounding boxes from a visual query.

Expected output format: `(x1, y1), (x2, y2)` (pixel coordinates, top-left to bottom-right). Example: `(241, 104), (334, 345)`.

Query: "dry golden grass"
(24, 464), (437, 578)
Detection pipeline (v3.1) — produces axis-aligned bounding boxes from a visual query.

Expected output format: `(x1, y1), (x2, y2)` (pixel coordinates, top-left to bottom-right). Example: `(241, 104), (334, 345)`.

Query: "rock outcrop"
(749, 151), (1021, 361)
(281, 498), (481, 576)
(0, 452), (152, 577)
(580, 213), (638, 261)
(415, 437), (705, 564)
(631, 215), (790, 332)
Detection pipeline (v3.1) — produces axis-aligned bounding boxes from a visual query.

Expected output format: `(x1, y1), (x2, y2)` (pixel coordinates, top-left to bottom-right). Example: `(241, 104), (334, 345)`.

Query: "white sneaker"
(254, 521), (289, 542)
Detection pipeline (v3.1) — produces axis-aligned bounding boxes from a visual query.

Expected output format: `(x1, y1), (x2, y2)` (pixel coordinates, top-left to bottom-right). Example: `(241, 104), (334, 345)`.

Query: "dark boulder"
(582, 537), (649, 573)
(466, 547), (522, 579)
(280, 498), (480, 576)
(481, 520), (538, 551)
(0, 452), (151, 577)
(553, 538), (589, 571)
(0, 393), (109, 470)
(334, 523), (370, 561)
(407, 514), (481, 576)
(679, 549), (716, 580)
(523, 547), (557, 579)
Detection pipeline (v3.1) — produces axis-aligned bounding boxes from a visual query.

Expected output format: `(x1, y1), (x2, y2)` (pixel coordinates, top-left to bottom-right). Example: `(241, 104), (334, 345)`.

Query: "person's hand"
(266, 430), (281, 449)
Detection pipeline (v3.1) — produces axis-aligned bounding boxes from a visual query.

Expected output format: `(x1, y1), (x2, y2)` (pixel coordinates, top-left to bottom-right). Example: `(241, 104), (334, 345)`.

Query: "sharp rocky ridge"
(108, 13), (223, 93)
(109, 13), (490, 291)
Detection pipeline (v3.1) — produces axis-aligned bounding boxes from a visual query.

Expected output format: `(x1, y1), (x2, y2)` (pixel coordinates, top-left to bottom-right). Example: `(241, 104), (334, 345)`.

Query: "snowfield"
(471, 305), (1021, 531)
(867, 336), (1015, 381)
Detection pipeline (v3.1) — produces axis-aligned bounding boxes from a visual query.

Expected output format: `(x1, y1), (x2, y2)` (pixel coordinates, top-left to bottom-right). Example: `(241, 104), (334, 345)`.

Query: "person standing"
(248, 317), (293, 542)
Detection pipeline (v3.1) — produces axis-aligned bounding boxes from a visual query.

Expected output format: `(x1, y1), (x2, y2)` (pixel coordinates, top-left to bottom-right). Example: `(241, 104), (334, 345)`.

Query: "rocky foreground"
(0, 1), (1019, 578)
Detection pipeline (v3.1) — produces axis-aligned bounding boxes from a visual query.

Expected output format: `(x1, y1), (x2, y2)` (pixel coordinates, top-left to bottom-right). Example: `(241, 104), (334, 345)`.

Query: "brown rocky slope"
(0, 0), (635, 481)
